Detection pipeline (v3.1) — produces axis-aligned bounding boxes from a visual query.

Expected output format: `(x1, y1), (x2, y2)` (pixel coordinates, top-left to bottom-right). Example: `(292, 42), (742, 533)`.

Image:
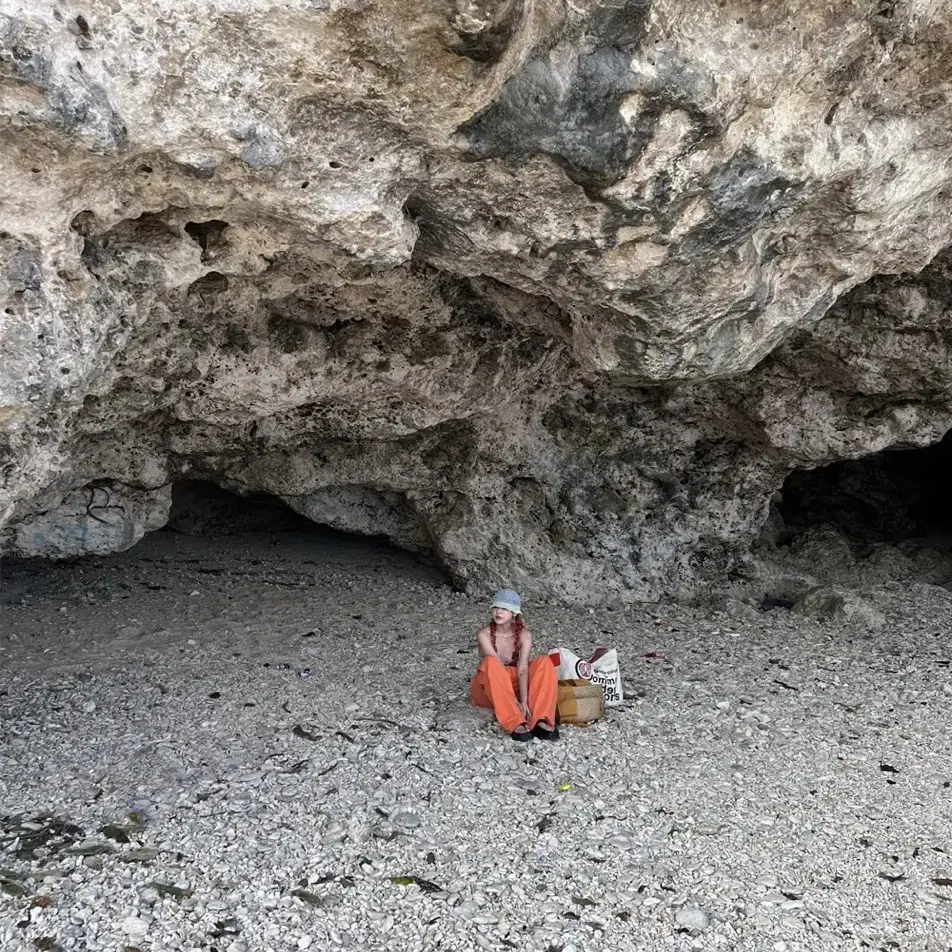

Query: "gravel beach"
(2, 528), (952, 951)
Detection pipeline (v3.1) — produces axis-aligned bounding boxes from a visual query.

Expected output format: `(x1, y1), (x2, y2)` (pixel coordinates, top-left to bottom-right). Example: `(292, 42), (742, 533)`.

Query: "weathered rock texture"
(3, 0), (952, 602)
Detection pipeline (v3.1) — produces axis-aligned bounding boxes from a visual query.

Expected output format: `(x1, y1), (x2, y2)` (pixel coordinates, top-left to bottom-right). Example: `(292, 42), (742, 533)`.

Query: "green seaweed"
(32, 939), (63, 951)
(389, 875), (442, 893)
(149, 882), (193, 900)
(119, 848), (159, 863)
(100, 825), (132, 843)
(0, 877), (28, 897)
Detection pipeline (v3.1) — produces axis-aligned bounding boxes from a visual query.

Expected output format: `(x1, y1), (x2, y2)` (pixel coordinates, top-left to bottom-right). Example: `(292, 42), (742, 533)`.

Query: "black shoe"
(511, 726), (533, 742)
(532, 723), (560, 741)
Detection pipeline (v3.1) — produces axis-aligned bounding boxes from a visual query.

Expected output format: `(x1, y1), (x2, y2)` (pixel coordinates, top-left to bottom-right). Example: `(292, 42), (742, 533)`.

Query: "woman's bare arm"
(476, 625), (498, 659)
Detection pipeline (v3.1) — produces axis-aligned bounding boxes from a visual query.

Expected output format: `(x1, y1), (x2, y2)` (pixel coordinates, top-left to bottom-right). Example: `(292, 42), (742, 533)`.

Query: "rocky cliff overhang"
(3, 0), (952, 602)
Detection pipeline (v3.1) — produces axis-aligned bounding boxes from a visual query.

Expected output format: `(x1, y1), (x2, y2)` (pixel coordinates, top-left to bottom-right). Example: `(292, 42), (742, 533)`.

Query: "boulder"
(792, 586), (886, 629)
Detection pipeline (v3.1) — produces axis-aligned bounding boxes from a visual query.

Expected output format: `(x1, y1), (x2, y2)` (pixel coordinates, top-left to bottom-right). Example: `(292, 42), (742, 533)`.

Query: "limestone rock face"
(3, 0), (952, 601)
(6, 482), (170, 557)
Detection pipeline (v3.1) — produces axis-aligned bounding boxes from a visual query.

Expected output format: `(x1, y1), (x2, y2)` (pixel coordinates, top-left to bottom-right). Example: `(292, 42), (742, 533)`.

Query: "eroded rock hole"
(187, 271), (230, 297)
(184, 220), (229, 259)
(70, 210), (96, 235)
(775, 430), (952, 548)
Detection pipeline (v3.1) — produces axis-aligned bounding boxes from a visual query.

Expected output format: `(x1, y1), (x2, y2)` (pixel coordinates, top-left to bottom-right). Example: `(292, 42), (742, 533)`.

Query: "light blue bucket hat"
(491, 588), (522, 615)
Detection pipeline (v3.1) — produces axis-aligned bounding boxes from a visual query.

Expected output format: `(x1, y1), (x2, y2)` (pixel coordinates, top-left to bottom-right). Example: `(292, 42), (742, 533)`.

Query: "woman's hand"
(518, 700), (531, 722)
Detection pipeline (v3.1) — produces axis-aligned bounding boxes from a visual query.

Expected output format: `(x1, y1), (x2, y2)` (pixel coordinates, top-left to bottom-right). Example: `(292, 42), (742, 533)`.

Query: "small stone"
(391, 809), (422, 830)
(675, 906), (710, 931)
(121, 916), (148, 938)
(137, 886), (160, 906)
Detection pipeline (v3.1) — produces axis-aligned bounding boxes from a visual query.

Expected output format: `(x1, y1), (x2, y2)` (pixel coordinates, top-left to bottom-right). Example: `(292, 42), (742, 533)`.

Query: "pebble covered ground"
(2, 527), (952, 952)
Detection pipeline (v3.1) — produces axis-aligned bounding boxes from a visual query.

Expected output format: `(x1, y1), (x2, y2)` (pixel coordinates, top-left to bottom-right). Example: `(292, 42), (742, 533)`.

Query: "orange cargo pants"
(470, 656), (558, 733)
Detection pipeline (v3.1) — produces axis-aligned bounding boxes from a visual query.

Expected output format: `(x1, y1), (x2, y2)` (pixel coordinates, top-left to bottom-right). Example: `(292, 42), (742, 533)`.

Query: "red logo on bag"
(575, 659), (594, 680)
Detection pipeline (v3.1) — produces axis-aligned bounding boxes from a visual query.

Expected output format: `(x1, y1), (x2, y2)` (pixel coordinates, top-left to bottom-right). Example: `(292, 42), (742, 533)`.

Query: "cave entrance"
(774, 429), (952, 548)
(167, 480), (322, 537)
(1, 480), (448, 613)
(160, 480), (448, 579)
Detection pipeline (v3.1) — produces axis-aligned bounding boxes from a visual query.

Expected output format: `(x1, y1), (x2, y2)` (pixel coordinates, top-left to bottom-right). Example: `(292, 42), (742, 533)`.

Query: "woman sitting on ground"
(470, 589), (559, 742)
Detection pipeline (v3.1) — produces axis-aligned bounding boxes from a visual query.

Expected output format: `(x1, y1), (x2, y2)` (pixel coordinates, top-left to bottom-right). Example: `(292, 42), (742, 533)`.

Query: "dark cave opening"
(163, 480), (445, 571)
(775, 429), (952, 548)
(161, 479), (450, 581)
(165, 480), (320, 537)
